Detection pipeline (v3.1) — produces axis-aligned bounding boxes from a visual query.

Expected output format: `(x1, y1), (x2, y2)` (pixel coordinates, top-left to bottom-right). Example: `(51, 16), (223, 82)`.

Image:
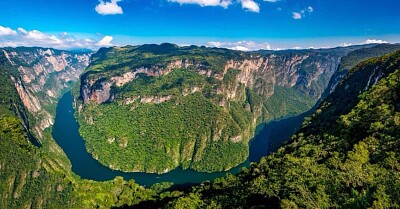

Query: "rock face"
(223, 53), (341, 100)
(81, 66), (170, 104)
(80, 49), (344, 107)
(2, 47), (91, 137)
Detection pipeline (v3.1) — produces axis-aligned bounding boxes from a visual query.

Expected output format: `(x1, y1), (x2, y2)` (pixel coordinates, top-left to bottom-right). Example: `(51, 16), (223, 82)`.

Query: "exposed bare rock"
(140, 95), (172, 104)
(2, 50), (15, 65)
(166, 58), (196, 70)
(11, 76), (41, 113)
(82, 66), (172, 104)
(230, 135), (242, 143)
(216, 53), (340, 101)
(123, 96), (140, 105)
(90, 82), (112, 104)
(111, 72), (135, 87)
(81, 52), (342, 109)
(3, 47), (91, 138)
(182, 86), (201, 96)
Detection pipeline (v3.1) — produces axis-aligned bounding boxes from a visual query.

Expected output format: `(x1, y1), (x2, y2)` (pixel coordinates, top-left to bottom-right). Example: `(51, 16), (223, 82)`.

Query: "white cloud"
(95, 0), (123, 15)
(0, 41), (25, 47)
(207, 41), (223, 47)
(207, 40), (271, 51)
(17, 27), (28, 35)
(96, 36), (114, 46)
(230, 45), (250, 51)
(0, 25), (109, 49)
(292, 12), (302, 19)
(240, 0), (260, 13)
(292, 5), (313, 19)
(168, 0), (232, 8)
(0, 26), (17, 36)
(264, 0), (280, 2)
(169, 0), (259, 12)
(25, 30), (48, 40)
(363, 39), (388, 44)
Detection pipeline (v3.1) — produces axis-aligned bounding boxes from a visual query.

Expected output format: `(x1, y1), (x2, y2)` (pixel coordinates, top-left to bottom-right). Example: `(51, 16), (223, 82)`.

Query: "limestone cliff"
(80, 48), (343, 111)
(2, 47), (91, 138)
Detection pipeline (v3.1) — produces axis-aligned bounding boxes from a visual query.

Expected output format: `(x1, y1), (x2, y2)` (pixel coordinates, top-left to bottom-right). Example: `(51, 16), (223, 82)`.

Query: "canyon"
(2, 47), (90, 137)
(75, 44), (370, 173)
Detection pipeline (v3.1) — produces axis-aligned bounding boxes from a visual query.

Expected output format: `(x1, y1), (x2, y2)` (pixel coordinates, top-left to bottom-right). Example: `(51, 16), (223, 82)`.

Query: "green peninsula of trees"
(77, 67), (263, 173)
(74, 43), (350, 173)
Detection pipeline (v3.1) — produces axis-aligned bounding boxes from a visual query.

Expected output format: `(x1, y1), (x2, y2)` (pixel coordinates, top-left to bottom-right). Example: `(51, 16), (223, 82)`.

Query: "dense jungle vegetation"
(2, 45), (400, 209)
(124, 50), (400, 208)
(77, 68), (262, 173)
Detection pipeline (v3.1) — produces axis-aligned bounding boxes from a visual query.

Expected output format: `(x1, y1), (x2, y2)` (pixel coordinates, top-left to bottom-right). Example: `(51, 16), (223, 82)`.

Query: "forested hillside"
(325, 44), (400, 95)
(74, 43), (359, 173)
(2, 46), (400, 209)
(1, 47), (91, 138)
(128, 50), (400, 208)
(0, 49), (156, 209)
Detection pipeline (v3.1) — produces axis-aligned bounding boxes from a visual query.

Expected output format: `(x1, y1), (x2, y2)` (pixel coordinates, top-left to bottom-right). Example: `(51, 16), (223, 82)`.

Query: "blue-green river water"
(52, 92), (307, 186)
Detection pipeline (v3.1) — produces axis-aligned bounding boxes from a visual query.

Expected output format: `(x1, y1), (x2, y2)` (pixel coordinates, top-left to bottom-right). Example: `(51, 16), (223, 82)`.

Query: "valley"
(73, 44), (362, 173)
(2, 0), (400, 208)
(1, 43), (400, 208)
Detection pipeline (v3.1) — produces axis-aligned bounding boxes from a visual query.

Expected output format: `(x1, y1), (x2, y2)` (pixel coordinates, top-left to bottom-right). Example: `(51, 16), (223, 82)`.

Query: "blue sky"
(0, 0), (399, 50)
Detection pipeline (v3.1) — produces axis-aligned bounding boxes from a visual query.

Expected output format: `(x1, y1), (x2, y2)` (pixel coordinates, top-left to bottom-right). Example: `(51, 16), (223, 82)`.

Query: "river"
(52, 92), (308, 186)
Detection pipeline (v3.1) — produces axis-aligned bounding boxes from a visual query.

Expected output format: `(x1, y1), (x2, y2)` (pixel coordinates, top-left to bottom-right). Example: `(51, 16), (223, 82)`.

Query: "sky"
(0, 0), (399, 50)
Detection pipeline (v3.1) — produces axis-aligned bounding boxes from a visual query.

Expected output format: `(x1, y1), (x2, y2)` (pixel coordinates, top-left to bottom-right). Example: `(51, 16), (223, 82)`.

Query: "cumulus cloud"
(0, 25), (113, 49)
(95, 0), (123, 15)
(363, 39), (388, 44)
(292, 6), (313, 20)
(292, 12), (302, 19)
(169, 0), (259, 12)
(240, 0), (260, 13)
(0, 26), (17, 36)
(17, 27), (28, 35)
(207, 41), (272, 51)
(264, 0), (280, 2)
(96, 36), (114, 46)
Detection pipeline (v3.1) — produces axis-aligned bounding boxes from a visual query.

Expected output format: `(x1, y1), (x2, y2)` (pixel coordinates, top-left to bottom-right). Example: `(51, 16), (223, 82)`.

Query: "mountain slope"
(0, 48), (156, 209)
(139, 50), (400, 208)
(74, 44), (355, 173)
(2, 47), (91, 138)
(325, 43), (400, 95)
(0, 50), (78, 208)
(2, 45), (399, 208)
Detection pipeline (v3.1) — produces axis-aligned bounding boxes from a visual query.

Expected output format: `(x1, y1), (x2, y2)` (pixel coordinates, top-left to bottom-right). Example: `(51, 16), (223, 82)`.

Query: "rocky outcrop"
(224, 53), (341, 100)
(11, 76), (42, 113)
(81, 66), (172, 103)
(81, 80), (113, 104)
(2, 47), (91, 137)
(140, 96), (172, 104)
(81, 52), (342, 106)
(81, 58), (210, 104)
